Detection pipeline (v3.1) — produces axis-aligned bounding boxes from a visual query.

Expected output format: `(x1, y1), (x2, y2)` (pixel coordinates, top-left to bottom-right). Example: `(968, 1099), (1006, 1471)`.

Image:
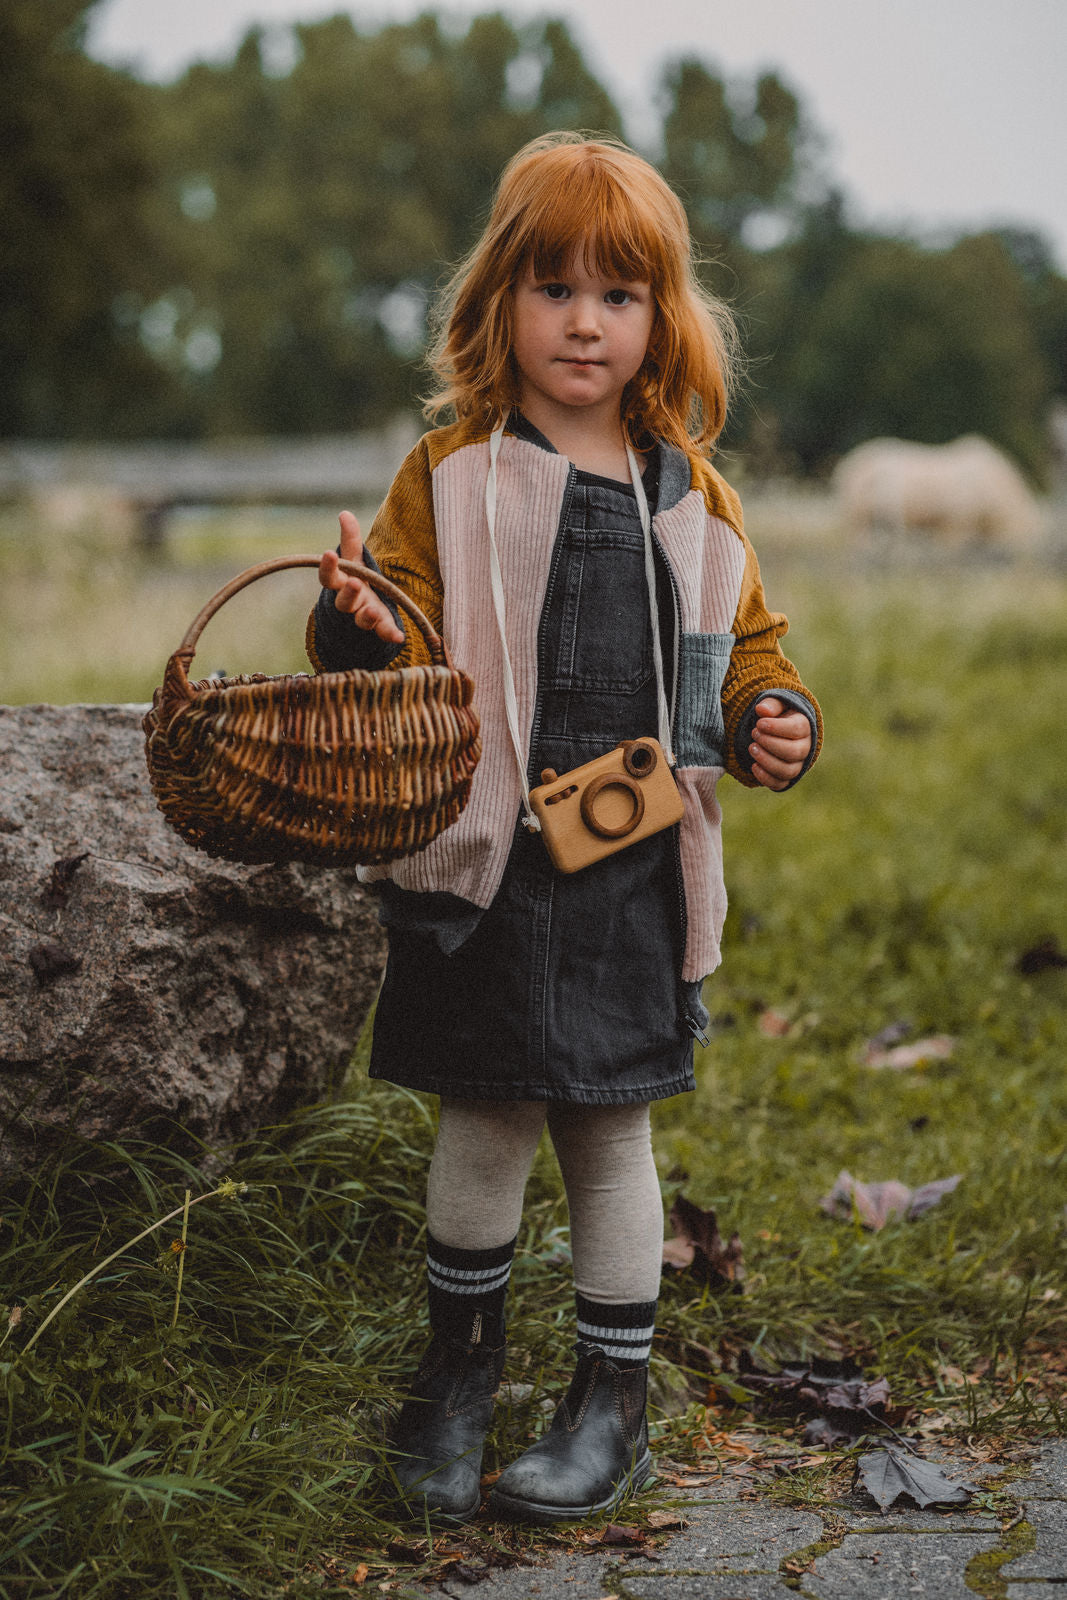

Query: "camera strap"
(485, 422), (675, 835)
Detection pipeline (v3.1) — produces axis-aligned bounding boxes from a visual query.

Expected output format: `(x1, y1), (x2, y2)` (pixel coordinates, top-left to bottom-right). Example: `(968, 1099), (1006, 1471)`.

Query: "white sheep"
(833, 435), (1044, 546)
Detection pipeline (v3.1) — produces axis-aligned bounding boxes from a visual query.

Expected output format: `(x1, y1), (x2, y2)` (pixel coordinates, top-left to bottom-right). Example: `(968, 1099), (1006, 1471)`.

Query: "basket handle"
(174, 553), (451, 669)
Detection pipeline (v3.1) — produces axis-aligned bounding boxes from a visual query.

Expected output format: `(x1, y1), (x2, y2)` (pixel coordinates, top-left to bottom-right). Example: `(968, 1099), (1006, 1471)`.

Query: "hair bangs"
(519, 163), (664, 289)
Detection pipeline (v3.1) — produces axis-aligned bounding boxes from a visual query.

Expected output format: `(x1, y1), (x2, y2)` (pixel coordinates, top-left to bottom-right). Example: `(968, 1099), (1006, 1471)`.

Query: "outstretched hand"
(318, 511), (404, 644)
(749, 697), (812, 791)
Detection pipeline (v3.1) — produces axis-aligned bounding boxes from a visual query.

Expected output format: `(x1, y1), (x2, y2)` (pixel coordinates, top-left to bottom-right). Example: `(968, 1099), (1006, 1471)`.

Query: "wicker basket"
(143, 555), (481, 867)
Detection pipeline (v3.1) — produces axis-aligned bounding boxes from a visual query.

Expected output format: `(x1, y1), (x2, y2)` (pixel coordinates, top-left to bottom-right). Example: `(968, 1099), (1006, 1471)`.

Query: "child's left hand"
(749, 697), (813, 791)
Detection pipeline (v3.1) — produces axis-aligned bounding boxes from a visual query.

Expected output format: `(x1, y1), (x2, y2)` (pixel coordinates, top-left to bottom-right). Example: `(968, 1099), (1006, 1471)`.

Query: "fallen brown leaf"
(663, 1195), (745, 1288)
(646, 1510), (687, 1530)
(863, 1034), (956, 1070)
(820, 1169), (961, 1230)
(594, 1524), (646, 1547)
(758, 1008), (792, 1036)
(1016, 936), (1067, 974)
(384, 1539), (427, 1561)
(737, 1351), (909, 1441)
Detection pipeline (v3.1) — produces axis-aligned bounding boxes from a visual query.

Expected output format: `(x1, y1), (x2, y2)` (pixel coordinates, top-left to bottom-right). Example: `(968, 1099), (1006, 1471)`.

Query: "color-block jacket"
(307, 416), (822, 981)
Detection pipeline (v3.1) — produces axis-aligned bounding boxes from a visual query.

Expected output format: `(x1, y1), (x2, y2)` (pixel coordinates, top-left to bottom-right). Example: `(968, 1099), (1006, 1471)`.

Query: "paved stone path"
(412, 1440), (1067, 1600)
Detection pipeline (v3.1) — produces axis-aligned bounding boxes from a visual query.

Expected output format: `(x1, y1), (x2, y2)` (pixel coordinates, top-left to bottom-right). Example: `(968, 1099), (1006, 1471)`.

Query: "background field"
(2, 506), (1066, 1596)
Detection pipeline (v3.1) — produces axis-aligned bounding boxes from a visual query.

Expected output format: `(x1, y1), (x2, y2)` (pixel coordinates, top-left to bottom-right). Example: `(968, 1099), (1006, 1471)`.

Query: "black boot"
(488, 1345), (653, 1523)
(389, 1325), (506, 1523)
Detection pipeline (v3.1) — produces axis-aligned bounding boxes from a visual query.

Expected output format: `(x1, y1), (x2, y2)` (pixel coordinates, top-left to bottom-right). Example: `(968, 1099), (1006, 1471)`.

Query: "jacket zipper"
(651, 523), (681, 743)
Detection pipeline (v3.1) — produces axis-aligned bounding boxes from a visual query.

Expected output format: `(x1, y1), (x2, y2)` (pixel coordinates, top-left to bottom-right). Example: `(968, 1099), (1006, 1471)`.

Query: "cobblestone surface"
(415, 1441), (1067, 1600)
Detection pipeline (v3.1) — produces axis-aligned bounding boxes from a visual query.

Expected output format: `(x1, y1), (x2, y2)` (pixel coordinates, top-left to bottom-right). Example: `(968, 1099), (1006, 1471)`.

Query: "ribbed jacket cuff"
(307, 547), (404, 673)
(734, 688), (819, 789)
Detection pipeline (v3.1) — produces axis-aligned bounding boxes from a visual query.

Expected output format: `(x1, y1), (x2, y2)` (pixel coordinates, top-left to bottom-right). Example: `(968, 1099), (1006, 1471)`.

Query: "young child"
(307, 132), (822, 1525)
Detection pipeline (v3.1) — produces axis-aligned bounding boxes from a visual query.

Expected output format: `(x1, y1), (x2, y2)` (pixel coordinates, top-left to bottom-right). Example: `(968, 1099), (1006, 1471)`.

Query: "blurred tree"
(0, 0), (173, 435)
(6, 7), (1062, 465)
(743, 216), (1054, 479)
(659, 58), (811, 270)
(995, 228), (1067, 400)
(150, 12), (622, 435)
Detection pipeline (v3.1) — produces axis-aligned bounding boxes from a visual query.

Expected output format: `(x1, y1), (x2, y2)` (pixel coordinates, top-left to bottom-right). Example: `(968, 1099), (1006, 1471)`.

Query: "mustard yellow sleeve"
(721, 534), (823, 787)
(305, 436), (442, 673)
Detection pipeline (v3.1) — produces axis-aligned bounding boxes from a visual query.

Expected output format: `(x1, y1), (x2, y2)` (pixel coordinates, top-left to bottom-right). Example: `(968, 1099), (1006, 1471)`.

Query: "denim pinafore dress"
(369, 427), (700, 1105)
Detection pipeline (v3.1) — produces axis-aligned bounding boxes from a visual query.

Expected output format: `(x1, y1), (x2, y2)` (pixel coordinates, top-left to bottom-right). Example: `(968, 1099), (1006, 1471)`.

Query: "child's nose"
(566, 295), (601, 337)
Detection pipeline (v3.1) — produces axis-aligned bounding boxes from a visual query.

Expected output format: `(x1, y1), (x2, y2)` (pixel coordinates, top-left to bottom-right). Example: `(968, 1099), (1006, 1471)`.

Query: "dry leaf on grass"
(662, 1195), (745, 1288)
(758, 1008), (792, 1036)
(1016, 936), (1067, 974)
(862, 1034), (956, 1070)
(820, 1169), (961, 1229)
(737, 1352), (909, 1443)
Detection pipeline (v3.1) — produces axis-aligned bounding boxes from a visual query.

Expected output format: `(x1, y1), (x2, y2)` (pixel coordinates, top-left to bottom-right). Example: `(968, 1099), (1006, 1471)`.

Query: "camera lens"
(623, 741), (657, 778)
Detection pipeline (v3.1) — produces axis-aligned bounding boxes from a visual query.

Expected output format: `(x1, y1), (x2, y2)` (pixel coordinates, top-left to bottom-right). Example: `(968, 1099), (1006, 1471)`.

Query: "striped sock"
(425, 1231), (515, 1347)
(575, 1292), (657, 1367)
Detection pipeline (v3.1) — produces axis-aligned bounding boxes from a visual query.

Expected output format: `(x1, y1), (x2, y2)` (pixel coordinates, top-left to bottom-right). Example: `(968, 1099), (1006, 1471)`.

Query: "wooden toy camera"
(529, 738), (683, 874)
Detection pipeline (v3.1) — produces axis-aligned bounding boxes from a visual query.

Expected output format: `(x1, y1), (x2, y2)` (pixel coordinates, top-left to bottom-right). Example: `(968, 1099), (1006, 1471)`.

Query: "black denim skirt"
(369, 818), (696, 1104)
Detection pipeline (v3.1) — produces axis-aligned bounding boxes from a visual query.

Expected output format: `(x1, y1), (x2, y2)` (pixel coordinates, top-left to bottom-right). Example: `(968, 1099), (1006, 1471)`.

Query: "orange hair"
(424, 132), (739, 454)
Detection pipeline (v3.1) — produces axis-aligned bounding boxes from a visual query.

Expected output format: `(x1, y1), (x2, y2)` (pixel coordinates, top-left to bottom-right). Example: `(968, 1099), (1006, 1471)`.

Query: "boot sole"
(487, 1451), (654, 1525)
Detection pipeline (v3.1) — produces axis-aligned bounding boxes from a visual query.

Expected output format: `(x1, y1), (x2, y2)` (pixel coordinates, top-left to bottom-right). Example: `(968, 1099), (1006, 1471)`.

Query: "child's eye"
(541, 282), (569, 300)
(604, 288), (633, 306)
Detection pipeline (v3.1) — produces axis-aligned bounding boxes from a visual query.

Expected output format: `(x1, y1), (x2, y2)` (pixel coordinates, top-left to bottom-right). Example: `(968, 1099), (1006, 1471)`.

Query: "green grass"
(0, 505), (343, 706)
(652, 559), (1067, 1383)
(2, 513), (1067, 1595)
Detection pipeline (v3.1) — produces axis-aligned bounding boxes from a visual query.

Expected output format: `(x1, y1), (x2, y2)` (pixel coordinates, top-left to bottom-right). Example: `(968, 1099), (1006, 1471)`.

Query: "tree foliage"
(142, 11), (621, 434)
(660, 58), (806, 262)
(2, 6), (1063, 476)
(0, 0), (171, 435)
(744, 212), (1053, 476)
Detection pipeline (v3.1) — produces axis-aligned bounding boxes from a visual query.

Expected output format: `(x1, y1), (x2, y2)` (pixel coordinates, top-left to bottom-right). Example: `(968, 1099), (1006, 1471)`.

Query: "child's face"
(511, 248), (654, 432)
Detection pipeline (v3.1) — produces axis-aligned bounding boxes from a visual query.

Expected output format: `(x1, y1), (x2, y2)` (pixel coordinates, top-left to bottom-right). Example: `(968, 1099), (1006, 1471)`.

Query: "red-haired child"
(308, 132), (822, 1525)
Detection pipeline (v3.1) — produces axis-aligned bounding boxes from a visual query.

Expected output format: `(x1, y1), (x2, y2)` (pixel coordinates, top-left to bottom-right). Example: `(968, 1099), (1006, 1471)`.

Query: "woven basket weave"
(143, 555), (481, 867)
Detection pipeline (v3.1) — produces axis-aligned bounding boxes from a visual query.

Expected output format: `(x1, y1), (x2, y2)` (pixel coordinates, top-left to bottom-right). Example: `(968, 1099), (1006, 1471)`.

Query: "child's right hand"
(318, 511), (405, 644)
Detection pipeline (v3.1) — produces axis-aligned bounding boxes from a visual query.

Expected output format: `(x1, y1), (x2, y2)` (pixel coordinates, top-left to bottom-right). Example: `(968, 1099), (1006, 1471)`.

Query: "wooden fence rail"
(0, 419), (419, 545)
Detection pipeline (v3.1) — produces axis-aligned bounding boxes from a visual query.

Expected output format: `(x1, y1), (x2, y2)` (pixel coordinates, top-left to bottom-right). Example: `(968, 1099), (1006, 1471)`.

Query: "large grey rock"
(0, 703), (387, 1178)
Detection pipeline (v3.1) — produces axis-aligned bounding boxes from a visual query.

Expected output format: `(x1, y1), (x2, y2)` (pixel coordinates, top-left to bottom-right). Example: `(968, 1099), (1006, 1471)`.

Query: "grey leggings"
(427, 1099), (663, 1304)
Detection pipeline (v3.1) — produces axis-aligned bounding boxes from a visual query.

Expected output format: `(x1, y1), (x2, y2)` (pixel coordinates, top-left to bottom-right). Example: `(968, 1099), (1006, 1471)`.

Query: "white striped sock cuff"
(426, 1258), (513, 1296)
(576, 1317), (656, 1362)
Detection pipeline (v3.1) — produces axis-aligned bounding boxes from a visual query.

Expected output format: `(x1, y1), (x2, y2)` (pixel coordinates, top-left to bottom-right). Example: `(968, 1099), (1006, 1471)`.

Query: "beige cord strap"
(627, 444), (676, 766)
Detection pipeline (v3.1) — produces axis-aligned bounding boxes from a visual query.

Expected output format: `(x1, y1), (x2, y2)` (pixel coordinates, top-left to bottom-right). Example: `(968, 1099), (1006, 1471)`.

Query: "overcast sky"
(89, 0), (1067, 269)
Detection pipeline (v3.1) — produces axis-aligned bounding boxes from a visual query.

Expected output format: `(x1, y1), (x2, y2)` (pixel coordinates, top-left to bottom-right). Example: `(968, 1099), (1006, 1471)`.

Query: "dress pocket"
(673, 632), (735, 767)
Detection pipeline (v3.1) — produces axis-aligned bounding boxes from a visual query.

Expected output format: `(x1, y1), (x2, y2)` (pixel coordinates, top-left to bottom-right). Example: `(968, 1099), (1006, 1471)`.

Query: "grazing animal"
(833, 435), (1043, 546)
